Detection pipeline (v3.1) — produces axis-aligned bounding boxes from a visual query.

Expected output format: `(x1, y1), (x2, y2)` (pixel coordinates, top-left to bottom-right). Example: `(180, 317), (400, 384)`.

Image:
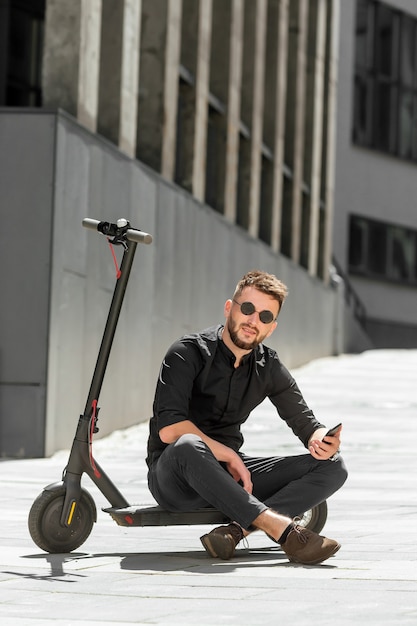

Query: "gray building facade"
(0, 108), (340, 458)
(334, 0), (417, 347)
(2, 0), (415, 457)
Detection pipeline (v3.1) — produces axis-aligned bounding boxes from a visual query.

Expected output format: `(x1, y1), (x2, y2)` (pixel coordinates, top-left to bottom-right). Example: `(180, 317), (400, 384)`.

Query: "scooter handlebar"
(82, 218), (153, 244)
(126, 228), (153, 244)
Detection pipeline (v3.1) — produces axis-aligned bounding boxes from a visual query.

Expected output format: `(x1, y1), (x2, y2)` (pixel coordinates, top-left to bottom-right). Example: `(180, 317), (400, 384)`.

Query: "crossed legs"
(148, 434), (348, 534)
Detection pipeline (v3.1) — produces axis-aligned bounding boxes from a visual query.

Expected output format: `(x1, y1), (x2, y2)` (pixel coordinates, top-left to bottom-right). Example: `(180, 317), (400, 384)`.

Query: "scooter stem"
(60, 237), (138, 525)
(84, 238), (138, 414)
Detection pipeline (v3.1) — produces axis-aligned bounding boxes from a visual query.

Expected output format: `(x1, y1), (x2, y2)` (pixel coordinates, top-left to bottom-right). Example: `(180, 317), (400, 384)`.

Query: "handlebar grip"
(126, 228), (153, 244)
(82, 218), (153, 244)
(82, 218), (101, 230)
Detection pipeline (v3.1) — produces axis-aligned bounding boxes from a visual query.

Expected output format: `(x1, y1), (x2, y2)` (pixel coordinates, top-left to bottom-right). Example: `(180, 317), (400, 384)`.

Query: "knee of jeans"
(168, 433), (213, 470)
(333, 456), (348, 489)
(172, 433), (207, 457)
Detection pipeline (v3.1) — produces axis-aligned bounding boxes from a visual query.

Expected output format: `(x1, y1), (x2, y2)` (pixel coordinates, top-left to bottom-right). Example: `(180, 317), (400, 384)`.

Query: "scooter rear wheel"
(28, 486), (96, 553)
(297, 500), (328, 534)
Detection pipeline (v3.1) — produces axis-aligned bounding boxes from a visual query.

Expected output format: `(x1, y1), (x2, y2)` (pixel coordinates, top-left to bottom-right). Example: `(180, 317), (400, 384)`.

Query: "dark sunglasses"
(232, 299), (276, 324)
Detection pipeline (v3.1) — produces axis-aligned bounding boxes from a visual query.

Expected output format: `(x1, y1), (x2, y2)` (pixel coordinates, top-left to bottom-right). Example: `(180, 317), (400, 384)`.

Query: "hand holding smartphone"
(308, 423), (342, 461)
(325, 423), (342, 437)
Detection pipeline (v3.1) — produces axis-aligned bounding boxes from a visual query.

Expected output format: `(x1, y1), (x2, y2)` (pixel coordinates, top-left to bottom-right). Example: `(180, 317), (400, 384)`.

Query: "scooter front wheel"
(28, 485), (96, 553)
(297, 500), (328, 534)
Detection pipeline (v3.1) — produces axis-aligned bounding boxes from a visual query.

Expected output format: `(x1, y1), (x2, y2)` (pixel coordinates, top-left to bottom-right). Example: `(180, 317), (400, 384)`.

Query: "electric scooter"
(28, 217), (328, 554)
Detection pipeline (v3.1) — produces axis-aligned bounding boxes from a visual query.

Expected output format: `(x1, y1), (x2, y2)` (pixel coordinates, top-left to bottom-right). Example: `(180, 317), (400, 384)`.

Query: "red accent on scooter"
(89, 400), (102, 478)
(108, 239), (122, 279)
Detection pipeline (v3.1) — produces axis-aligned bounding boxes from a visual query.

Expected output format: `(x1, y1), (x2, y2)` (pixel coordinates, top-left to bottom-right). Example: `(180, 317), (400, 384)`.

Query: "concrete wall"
(0, 111), (55, 457)
(1, 110), (339, 458)
(333, 0), (417, 343)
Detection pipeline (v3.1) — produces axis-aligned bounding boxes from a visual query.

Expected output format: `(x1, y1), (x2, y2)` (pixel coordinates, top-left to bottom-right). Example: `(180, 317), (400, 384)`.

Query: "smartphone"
(325, 423), (342, 437)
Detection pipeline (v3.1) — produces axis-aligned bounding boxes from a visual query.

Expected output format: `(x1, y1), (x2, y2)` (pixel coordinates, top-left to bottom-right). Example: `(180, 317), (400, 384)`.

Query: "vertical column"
(270, 0), (289, 252)
(97, 0), (124, 145)
(192, 0), (213, 201)
(291, 0), (308, 264)
(175, 0), (199, 192)
(307, 0), (327, 276)
(98, 0), (141, 157)
(42, 0), (81, 118)
(259, 0), (277, 246)
(78, 0), (102, 131)
(236, 0), (255, 230)
(42, 0), (102, 133)
(224, 0), (244, 223)
(136, 0), (170, 172)
(322, 0), (340, 284)
(247, 0), (268, 238)
(161, 0), (183, 181)
(0, 0), (10, 105)
(205, 0), (232, 214)
(119, 0), (142, 157)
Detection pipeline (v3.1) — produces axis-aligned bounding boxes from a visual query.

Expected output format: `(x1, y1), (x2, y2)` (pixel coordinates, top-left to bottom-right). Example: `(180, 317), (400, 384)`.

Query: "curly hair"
(233, 270), (288, 311)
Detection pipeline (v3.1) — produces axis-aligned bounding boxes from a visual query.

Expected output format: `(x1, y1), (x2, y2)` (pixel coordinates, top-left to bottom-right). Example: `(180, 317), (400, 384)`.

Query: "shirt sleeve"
(153, 339), (203, 432)
(268, 356), (325, 447)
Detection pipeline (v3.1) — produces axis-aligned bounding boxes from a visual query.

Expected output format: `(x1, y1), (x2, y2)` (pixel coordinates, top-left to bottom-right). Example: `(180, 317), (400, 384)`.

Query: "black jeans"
(148, 434), (348, 530)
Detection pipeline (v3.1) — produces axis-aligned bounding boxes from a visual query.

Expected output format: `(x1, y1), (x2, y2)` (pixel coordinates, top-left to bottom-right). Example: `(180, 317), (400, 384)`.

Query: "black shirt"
(146, 325), (324, 467)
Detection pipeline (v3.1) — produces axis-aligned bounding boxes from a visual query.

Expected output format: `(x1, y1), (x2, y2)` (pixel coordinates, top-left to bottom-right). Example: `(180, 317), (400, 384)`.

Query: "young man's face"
(224, 286), (279, 350)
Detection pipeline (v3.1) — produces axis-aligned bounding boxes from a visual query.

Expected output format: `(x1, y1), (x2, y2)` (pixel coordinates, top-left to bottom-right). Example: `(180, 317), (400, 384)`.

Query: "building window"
(1, 0), (45, 107)
(353, 0), (417, 162)
(349, 214), (417, 285)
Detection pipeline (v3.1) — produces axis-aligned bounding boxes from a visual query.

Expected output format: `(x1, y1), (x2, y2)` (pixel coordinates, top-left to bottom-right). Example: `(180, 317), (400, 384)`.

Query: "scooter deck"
(103, 505), (230, 527)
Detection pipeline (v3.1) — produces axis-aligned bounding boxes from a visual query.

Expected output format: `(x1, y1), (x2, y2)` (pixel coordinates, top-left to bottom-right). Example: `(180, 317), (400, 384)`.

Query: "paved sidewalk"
(1, 349), (416, 625)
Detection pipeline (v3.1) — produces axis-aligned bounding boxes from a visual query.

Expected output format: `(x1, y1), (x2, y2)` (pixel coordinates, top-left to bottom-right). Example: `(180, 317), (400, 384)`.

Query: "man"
(146, 270), (347, 565)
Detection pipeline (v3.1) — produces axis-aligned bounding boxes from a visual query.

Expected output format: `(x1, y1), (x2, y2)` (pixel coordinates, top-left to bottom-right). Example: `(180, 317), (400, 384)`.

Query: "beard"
(227, 317), (262, 350)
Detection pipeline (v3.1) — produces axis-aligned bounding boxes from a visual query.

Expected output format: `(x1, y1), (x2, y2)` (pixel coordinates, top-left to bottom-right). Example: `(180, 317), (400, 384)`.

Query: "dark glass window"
(374, 4), (398, 77)
(349, 218), (365, 269)
(353, 0), (417, 163)
(2, 1), (45, 106)
(349, 214), (417, 286)
(367, 220), (387, 275)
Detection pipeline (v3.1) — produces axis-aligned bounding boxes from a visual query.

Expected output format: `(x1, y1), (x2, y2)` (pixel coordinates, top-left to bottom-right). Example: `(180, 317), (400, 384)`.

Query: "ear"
(224, 299), (232, 318)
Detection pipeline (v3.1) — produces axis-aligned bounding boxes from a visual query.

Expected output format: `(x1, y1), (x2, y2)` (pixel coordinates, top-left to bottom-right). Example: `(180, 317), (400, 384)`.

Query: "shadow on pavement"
(19, 548), (339, 578)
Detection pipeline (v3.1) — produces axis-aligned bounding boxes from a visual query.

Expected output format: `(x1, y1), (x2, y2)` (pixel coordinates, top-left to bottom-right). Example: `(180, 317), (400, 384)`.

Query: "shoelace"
(289, 525), (309, 544)
(229, 522), (244, 542)
(228, 522), (249, 549)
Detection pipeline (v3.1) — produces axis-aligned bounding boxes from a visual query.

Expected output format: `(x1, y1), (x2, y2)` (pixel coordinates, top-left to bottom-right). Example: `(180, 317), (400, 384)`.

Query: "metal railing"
(331, 256), (367, 327)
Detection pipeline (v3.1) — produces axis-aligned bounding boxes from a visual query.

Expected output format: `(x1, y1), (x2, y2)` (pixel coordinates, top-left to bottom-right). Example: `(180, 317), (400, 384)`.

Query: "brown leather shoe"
(200, 522), (244, 559)
(281, 525), (341, 565)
